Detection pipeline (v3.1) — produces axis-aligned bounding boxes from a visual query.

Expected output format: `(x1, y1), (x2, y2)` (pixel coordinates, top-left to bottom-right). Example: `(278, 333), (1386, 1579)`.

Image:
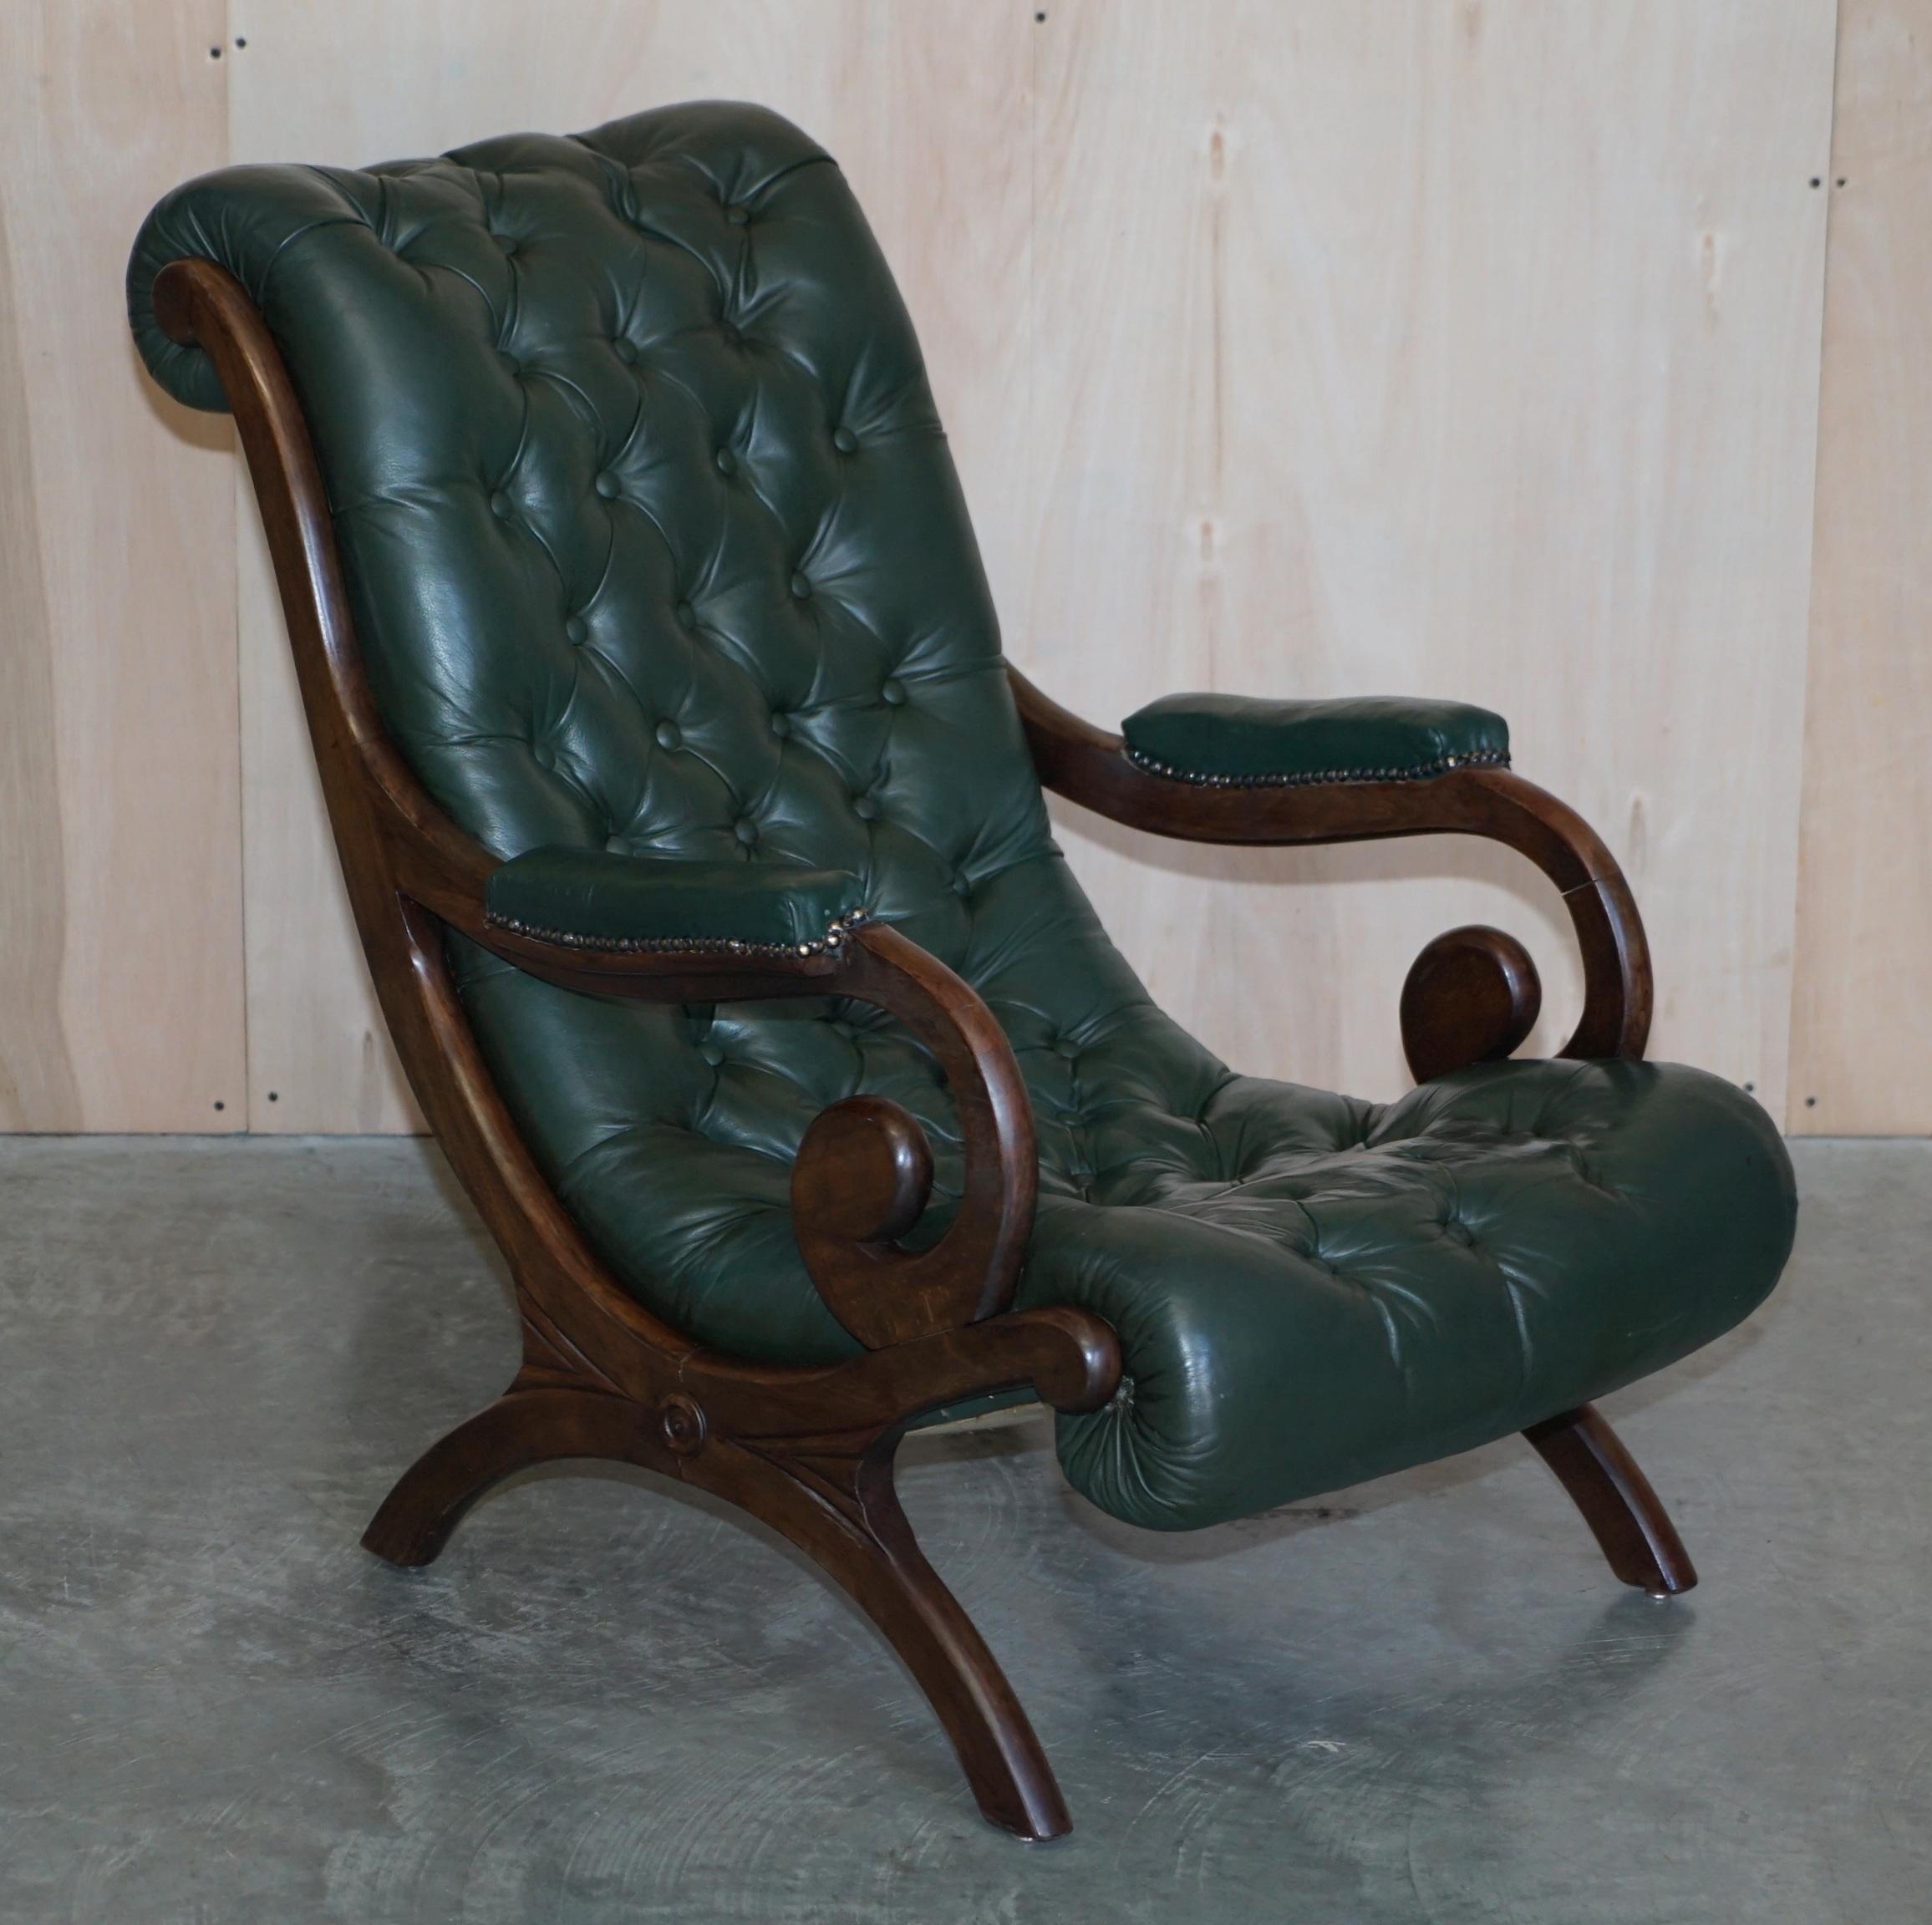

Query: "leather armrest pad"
(1121, 693), (1510, 785)
(485, 848), (867, 955)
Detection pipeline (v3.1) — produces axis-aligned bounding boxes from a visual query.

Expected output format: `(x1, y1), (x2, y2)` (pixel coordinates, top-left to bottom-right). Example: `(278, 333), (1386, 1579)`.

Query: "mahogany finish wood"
(1009, 667), (1653, 1062)
(1524, 1404), (1699, 1597)
(153, 253), (1700, 1840)
(1400, 924), (1544, 1085)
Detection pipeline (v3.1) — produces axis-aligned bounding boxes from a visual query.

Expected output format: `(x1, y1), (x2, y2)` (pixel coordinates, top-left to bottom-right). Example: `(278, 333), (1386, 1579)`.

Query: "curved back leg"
(1524, 1403), (1697, 1597)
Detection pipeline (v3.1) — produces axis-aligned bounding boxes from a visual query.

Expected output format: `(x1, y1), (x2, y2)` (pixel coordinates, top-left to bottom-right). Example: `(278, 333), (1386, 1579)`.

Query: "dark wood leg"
(706, 1435), (1072, 1841)
(364, 1388), (1072, 1840)
(361, 1384), (674, 1567)
(1523, 1402), (1698, 1597)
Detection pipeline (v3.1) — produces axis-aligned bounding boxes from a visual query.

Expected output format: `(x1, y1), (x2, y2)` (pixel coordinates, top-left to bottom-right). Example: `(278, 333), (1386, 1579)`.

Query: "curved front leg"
(363, 1308), (1118, 1838)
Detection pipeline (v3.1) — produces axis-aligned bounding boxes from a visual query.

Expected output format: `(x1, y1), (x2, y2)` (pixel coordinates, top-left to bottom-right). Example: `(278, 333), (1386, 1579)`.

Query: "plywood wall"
(3, 0), (1912, 1135)
(1788, 0), (1932, 1134)
(0, 3), (245, 1132)
(1021, 0), (1834, 1110)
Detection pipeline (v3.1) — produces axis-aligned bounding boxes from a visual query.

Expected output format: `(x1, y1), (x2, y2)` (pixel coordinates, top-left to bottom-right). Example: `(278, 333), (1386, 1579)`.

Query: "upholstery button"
(699, 1041), (724, 1067)
(594, 471), (620, 500)
(881, 678), (906, 706)
(654, 720), (681, 750)
(951, 873), (972, 898)
(789, 571), (812, 600)
(613, 338), (638, 364)
(769, 711), (791, 738)
(564, 616), (588, 644)
(832, 425), (858, 455)
(734, 816), (759, 846)
(1055, 1039), (1080, 1060)
(488, 490), (512, 520)
(674, 601), (697, 630)
(714, 447), (737, 476)
(725, 204), (749, 226)
(500, 351), (521, 376)
(496, 234), (517, 256)
(852, 795), (879, 821)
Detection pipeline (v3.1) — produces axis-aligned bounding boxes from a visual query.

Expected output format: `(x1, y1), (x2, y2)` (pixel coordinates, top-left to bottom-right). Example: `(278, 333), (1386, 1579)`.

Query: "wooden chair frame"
(154, 256), (1695, 1842)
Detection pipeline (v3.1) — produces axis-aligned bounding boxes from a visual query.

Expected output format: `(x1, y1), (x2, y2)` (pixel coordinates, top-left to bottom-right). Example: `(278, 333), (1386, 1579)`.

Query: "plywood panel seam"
(1785, 0), (1847, 1134)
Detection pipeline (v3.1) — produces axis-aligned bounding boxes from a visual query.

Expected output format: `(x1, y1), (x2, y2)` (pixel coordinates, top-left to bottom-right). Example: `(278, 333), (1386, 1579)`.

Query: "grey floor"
(0, 1137), (1925, 1924)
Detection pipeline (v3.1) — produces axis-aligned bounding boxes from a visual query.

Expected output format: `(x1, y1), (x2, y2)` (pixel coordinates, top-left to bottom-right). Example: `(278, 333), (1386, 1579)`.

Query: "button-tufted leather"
(128, 101), (1795, 1532)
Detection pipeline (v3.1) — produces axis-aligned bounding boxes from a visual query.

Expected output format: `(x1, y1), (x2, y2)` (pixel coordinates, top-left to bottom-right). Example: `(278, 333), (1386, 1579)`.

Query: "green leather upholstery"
(1123, 692), (1509, 785)
(486, 848), (863, 953)
(129, 102), (1796, 1531)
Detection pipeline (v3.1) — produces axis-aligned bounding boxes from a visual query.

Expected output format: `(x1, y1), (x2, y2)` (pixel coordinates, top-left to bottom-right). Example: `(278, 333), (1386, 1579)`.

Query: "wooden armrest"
(1008, 665), (1651, 1069)
(484, 846), (867, 958)
(450, 869), (1036, 1354)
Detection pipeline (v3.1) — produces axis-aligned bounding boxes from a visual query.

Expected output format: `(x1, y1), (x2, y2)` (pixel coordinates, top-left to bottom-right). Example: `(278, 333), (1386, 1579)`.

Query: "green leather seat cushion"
(1029, 1054), (1791, 1528)
(453, 851), (1793, 1531)
(129, 101), (1795, 1536)
(1123, 692), (1510, 783)
(487, 847), (863, 951)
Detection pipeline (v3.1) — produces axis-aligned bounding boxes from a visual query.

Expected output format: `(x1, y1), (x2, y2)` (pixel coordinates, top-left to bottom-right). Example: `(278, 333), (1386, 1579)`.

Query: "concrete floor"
(0, 1136), (1925, 1923)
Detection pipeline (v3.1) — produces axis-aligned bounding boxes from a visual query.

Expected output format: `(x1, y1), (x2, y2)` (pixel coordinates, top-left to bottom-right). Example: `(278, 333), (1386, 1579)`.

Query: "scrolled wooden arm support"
(1008, 668), (1651, 1074)
(457, 915), (1040, 1354)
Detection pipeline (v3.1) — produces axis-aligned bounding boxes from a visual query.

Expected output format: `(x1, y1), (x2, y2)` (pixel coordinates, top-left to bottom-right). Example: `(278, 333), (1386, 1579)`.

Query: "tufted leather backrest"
(133, 104), (1049, 890)
(130, 103), (1228, 1364)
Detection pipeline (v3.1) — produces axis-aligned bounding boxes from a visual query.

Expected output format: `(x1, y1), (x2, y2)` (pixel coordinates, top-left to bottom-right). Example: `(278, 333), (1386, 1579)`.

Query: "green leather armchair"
(128, 101), (1795, 1841)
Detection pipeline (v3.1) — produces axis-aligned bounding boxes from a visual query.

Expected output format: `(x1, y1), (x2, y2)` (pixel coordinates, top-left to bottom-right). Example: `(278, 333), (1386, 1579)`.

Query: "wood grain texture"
(5, 3), (1845, 1133)
(1019, 0), (1835, 1113)
(1789, 0), (1932, 1134)
(0, 2), (243, 1131)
